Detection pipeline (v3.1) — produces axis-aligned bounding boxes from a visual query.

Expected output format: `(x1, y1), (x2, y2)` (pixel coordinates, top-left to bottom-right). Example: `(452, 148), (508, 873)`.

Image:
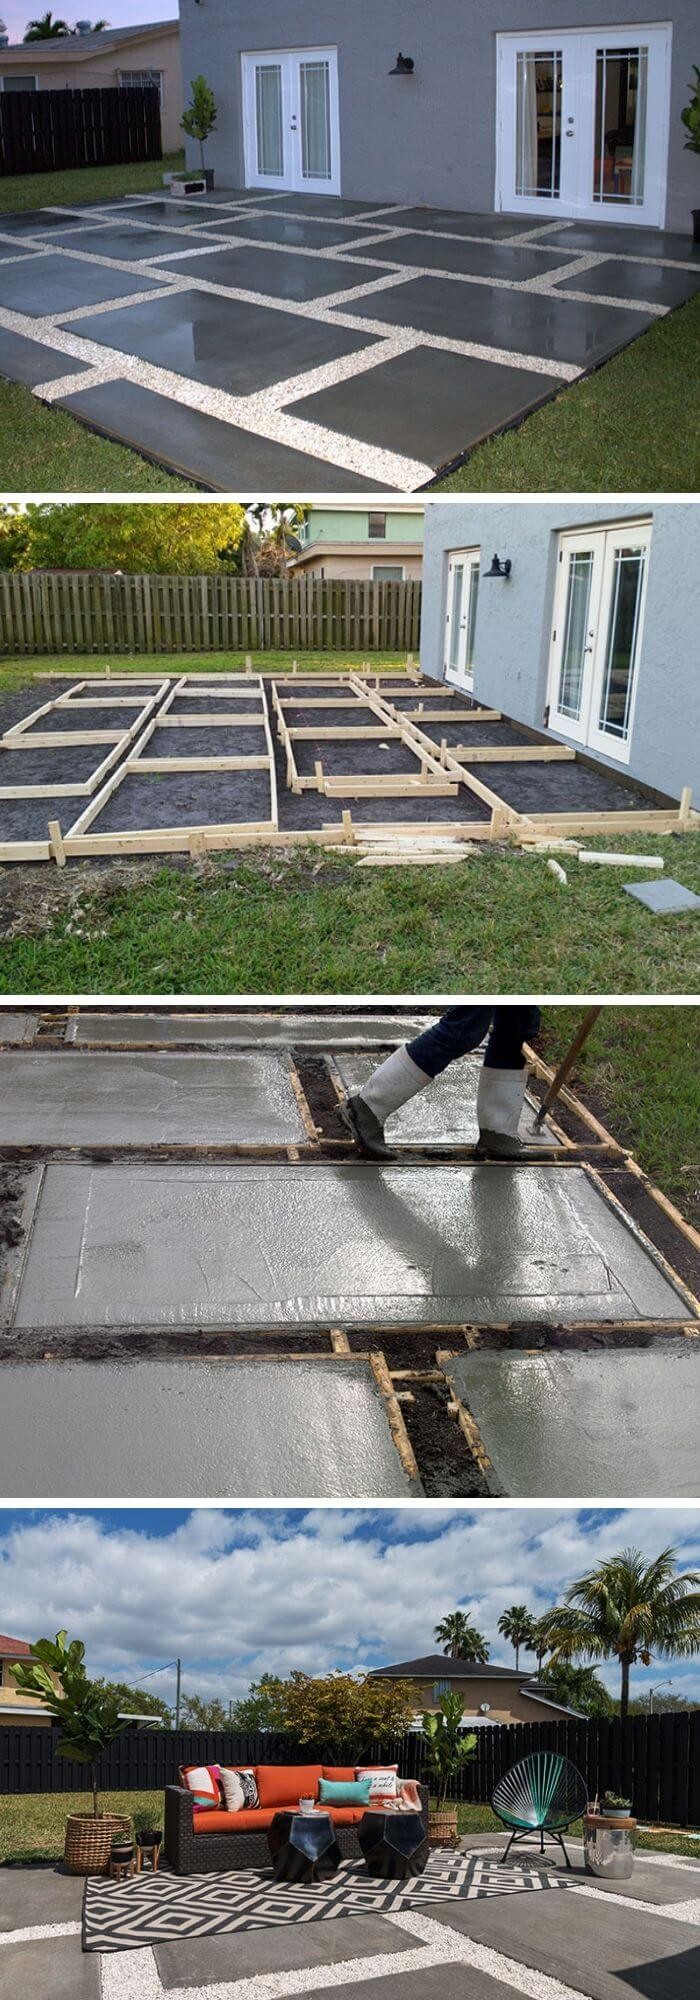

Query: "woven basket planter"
(64, 1812), (132, 1875)
(427, 1805), (460, 1849)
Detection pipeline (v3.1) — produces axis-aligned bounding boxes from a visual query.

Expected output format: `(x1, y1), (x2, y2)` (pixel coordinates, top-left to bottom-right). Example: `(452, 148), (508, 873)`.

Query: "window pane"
(4, 74), (37, 91)
(598, 546), (645, 739)
(368, 512), (387, 539)
(256, 64), (283, 177)
(372, 566), (404, 581)
(558, 552), (594, 720)
(465, 563), (479, 669)
(300, 59), (331, 181)
(516, 52), (561, 198)
(594, 46), (648, 205)
(448, 564), (464, 671)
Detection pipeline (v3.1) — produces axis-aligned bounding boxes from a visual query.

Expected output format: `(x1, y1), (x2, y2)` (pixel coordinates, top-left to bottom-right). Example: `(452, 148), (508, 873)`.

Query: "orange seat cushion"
(193, 1807), (276, 1834)
(255, 1764), (323, 1809)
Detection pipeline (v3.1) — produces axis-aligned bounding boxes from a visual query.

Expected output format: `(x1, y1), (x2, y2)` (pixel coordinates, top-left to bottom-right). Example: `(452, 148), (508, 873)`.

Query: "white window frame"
(241, 45), (341, 196)
(546, 518), (651, 763)
(0, 72), (39, 91)
(371, 563), (405, 582)
(495, 25), (672, 230)
(443, 547), (480, 693)
(118, 69), (164, 110)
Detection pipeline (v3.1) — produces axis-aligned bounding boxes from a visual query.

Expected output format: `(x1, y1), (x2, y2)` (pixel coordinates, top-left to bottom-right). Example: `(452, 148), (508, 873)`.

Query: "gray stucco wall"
(420, 502), (700, 801)
(178, 3), (698, 232)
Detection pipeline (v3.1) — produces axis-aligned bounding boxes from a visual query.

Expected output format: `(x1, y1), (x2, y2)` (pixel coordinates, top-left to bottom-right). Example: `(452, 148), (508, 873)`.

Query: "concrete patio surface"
(1, 1843), (697, 2000)
(0, 190), (697, 487)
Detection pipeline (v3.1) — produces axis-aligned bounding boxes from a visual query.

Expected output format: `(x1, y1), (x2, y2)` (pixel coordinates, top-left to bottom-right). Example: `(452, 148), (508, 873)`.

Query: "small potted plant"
(180, 75), (217, 192)
(11, 1631), (131, 1874)
(420, 1693), (476, 1848)
(680, 66), (700, 241)
(602, 1791), (632, 1821)
(133, 1803), (163, 1857)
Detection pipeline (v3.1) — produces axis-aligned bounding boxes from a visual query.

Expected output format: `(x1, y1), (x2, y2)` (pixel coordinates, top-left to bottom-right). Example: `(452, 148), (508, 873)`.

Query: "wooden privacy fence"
(0, 85), (161, 178)
(0, 572), (423, 657)
(2, 1714), (699, 1826)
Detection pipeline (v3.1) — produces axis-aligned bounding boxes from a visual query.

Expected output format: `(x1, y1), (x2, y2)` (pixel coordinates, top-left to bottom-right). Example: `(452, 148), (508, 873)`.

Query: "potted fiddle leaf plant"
(180, 75), (217, 191)
(420, 1693), (477, 1848)
(11, 1631), (131, 1874)
(680, 65), (700, 241)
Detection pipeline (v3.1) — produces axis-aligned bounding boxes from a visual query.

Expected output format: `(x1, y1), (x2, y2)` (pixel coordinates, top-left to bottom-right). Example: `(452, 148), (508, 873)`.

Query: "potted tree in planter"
(180, 76), (217, 192)
(681, 66), (700, 241)
(420, 1693), (476, 1848)
(11, 1631), (131, 1874)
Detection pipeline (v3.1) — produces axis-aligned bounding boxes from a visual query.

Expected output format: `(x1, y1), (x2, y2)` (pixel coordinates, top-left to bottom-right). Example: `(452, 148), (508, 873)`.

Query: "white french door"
(497, 27), (671, 227)
(546, 522), (651, 762)
(444, 550), (480, 693)
(241, 48), (340, 196)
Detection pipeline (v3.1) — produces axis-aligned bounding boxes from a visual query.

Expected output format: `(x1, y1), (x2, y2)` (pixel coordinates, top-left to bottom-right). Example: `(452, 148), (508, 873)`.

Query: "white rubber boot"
(341, 1046), (430, 1156)
(476, 1066), (528, 1158)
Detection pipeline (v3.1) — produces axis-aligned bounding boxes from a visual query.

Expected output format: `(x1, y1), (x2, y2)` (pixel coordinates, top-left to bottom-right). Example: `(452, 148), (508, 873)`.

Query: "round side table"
(583, 1813), (636, 1879)
(358, 1810), (429, 1879)
(268, 1810), (342, 1884)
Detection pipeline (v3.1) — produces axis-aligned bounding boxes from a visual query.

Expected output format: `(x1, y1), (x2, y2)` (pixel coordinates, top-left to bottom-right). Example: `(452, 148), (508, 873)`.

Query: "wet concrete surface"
(443, 1346), (700, 1496)
(0, 1050), (307, 1147)
(0, 1357), (420, 1497)
(59, 287), (381, 395)
(0, 1011), (40, 1044)
(291, 345), (562, 473)
(335, 1052), (553, 1146)
(65, 1010), (434, 1047)
(9, 1161), (687, 1330)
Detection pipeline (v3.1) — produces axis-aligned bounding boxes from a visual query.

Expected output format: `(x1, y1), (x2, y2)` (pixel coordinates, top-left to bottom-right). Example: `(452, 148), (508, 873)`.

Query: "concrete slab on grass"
(65, 1011), (434, 1048)
(0, 1357), (421, 1498)
(334, 1052), (553, 1146)
(623, 878), (700, 914)
(443, 1346), (700, 1497)
(0, 1051), (307, 1148)
(0, 1011), (39, 1045)
(9, 1160), (688, 1329)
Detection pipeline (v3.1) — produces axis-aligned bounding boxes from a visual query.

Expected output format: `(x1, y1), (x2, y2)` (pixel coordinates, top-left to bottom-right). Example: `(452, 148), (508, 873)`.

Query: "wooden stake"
(48, 818), (66, 868)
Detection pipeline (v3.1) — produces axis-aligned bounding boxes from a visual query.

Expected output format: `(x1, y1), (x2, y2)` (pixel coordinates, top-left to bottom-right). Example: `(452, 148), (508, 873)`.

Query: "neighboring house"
(289, 505), (423, 581)
(0, 20), (182, 152)
(369, 1654), (578, 1724)
(0, 1633), (58, 1725)
(177, 5), (695, 233)
(420, 500), (700, 801)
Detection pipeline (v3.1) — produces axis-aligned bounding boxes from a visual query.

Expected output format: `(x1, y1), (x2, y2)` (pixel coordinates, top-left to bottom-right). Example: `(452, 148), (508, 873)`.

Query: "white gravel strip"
(57, 283), (194, 323)
(539, 283), (668, 315)
(0, 1921), (82, 1944)
(100, 1948), (162, 2000)
(522, 253), (610, 290)
(36, 365), (123, 401)
(567, 1884), (700, 1925)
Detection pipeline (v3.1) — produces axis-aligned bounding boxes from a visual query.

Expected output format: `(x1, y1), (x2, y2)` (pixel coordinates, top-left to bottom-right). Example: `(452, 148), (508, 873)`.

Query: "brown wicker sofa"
(164, 1764), (429, 1875)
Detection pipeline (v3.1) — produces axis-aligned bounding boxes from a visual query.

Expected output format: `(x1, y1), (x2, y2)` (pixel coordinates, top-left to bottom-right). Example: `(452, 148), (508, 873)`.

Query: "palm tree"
(24, 11), (71, 37)
(541, 1546), (700, 1721)
(434, 1612), (490, 1662)
(497, 1605), (535, 1672)
(529, 1614), (553, 1676)
(539, 1662), (614, 1718)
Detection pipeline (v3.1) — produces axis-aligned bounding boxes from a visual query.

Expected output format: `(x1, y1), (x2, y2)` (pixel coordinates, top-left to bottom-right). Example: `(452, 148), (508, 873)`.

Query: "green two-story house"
(289, 503), (423, 581)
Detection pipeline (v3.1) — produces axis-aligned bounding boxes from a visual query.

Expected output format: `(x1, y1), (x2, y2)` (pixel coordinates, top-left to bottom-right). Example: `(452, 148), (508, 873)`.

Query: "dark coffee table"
(358, 1809), (429, 1878)
(268, 1810), (342, 1884)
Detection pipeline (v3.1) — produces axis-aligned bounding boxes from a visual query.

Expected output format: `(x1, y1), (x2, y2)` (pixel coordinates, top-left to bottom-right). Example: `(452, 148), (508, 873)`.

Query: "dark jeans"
(407, 1006), (541, 1078)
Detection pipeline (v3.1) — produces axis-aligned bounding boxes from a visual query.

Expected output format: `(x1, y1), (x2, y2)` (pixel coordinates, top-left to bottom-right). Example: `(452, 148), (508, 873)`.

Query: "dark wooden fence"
(2, 1714), (698, 1826)
(0, 85), (162, 178)
(0, 572), (422, 656)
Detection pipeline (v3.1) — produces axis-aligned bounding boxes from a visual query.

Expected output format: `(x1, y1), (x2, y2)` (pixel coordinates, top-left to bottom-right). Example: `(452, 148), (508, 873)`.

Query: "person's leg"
(475, 1006), (542, 1158)
(341, 1008), (493, 1156)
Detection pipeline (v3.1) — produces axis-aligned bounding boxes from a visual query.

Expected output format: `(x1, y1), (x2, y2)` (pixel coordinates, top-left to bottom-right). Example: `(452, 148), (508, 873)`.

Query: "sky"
(1, 1505), (699, 1712)
(1, 4), (176, 48)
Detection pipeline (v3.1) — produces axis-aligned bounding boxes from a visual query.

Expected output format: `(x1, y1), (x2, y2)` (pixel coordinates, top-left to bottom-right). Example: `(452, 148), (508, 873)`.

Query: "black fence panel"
(1, 1715), (697, 1825)
(0, 85), (162, 177)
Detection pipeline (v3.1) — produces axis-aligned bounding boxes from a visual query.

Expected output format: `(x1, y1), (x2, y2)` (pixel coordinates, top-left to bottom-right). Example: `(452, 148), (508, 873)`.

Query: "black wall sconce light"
(484, 553), (512, 579)
(389, 52), (415, 75)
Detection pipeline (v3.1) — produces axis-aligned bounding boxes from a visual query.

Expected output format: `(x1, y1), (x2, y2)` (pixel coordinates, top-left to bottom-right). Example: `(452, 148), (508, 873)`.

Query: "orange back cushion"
(255, 1764), (323, 1808)
(322, 1767), (357, 1783)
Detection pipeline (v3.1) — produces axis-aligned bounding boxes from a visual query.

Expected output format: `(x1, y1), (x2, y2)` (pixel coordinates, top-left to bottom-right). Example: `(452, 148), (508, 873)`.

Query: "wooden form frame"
(0, 679), (171, 862)
(2, 667), (697, 860)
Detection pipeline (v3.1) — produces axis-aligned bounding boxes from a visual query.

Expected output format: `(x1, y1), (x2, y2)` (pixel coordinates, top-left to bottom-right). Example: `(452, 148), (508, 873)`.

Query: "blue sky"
(2, 4), (175, 48)
(1, 1506), (699, 1712)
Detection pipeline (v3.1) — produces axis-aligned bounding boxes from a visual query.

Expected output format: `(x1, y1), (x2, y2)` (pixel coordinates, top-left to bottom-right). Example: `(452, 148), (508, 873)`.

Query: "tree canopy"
(0, 502), (246, 574)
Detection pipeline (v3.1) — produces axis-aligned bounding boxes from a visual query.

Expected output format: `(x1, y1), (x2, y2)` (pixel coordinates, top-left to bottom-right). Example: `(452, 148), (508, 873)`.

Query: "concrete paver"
(0, 1051), (307, 1147)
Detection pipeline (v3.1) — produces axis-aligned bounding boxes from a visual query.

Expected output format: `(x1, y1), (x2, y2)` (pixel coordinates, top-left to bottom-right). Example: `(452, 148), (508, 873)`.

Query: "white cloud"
(1, 1506), (698, 1711)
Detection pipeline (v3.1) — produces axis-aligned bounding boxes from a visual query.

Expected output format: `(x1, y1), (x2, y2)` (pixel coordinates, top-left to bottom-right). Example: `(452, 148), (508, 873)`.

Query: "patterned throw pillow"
(180, 1764), (222, 1810)
(355, 1765), (399, 1801)
(219, 1765), (259, 1809)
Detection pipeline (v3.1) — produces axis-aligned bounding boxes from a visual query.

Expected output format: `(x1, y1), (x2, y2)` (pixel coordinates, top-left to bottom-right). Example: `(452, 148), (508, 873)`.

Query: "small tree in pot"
(12, 1631), (131, 1874)
(420, 1693), (476, 1848)
(681, 66), (700, 242)
(181, 75), (217, 190)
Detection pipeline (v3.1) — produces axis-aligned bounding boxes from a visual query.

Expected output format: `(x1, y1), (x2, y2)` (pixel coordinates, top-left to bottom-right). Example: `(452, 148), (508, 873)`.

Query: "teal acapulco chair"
(492, 1753), (588, 1868)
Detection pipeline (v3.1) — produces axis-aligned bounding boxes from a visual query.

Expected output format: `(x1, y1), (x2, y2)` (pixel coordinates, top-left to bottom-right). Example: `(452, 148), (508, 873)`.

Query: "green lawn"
(0, 651), (410, 695)
(0, 1791), (696, 1865)
(538, 1008), (700, 1220)
(434, 295), (700, 492)
(0, 150), (185, 214)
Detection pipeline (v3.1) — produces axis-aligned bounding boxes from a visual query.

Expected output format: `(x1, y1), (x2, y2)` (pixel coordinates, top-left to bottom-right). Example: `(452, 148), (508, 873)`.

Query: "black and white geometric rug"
(83, 1850), (570, 1951)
